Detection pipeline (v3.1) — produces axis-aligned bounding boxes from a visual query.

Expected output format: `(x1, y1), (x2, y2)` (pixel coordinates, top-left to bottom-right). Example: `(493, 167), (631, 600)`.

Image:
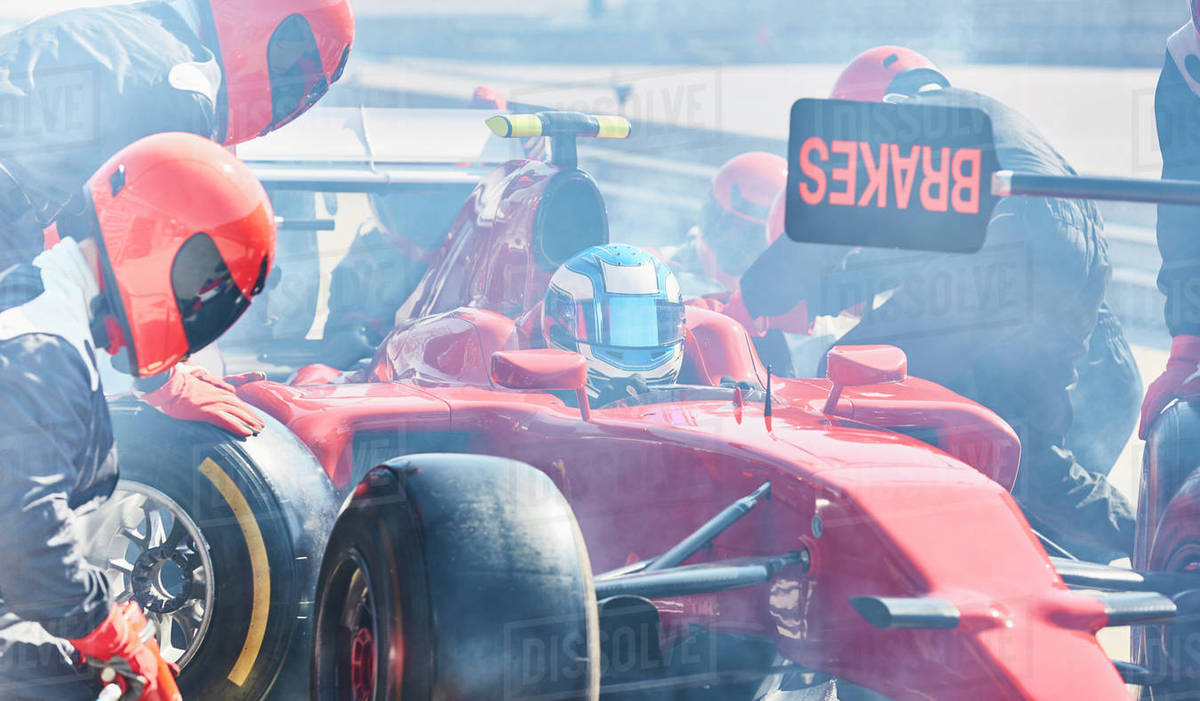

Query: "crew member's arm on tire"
(140, 363), (265, 437)
(0, 336), (112, 640)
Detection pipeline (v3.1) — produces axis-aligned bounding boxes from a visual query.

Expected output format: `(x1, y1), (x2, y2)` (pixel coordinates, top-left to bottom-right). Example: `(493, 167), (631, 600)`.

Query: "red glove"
(1140, 334), (1200, 439)
(142, 364), (265, 437)
(70, 602), (182, 701)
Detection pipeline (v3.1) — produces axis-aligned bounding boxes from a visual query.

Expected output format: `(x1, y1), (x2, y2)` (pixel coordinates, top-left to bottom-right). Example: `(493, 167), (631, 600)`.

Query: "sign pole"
(993, 170), (1200, 206)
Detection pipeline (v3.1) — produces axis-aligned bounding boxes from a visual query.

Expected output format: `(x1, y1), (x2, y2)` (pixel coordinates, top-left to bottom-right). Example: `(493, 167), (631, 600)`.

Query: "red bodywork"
(395, 159), (568, 321)
(239, 156), (1128, 698)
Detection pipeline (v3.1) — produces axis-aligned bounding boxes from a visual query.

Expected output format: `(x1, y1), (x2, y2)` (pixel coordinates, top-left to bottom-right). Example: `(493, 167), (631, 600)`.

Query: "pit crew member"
(322, 186), (468, 368)
(1140, 6), (1200, 438)
(666, 153), (857, 375)
(0, 0), (352, 266)
(0, 133), (275, 700)
(0, 0), (352, 435)
(541, 244), (687, 406)
(740, 46), (1140, 561)
(662, 152), (788, 297)
(321, 86), (510, 369)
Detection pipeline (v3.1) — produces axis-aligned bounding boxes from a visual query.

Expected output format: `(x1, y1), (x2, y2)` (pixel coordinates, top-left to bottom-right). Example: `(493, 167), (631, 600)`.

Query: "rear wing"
(250, 164), (487, 193)
(236, 106), (541, 193)
(241, 107), (632, 192)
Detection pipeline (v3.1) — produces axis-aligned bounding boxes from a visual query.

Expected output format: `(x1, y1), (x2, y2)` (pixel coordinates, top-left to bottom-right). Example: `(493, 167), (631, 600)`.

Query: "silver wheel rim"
(77, 481), (216, 667)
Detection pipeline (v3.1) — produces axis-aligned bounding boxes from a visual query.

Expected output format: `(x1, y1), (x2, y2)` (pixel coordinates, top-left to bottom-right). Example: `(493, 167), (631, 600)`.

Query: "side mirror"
(491, 349), (592, 420)
(823, 345), (907, 414)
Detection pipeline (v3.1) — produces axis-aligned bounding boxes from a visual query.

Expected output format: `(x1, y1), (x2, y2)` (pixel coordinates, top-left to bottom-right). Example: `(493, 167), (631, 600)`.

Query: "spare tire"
(313, 453), (599, 700)
(77, 399), (338, 700)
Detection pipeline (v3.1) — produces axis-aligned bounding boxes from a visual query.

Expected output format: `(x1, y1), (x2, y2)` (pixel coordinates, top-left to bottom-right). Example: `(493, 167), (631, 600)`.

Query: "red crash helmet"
(83, 133), (275, 376)
(205, 0), (355, 145)
(831, 46), (949, 103)
(698, 152), (786, 282)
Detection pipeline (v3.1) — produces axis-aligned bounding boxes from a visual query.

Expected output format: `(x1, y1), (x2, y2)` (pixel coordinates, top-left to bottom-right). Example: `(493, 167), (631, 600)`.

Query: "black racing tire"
(1139, 468), (1200, 700)
(96, 399), (338, 701)
(1137, 401), (1200, 700)
(1137, 401), (1200, 570)
(312, 454), (600, 700)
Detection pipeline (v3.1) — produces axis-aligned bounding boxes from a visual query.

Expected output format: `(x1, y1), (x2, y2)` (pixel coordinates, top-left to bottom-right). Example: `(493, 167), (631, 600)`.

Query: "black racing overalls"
(0, 240), (117, 700)
(0, 1), (221, 269)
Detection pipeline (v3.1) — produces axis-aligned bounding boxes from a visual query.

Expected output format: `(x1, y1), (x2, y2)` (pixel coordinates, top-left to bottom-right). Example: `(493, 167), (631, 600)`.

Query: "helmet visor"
(172, 233), (266, 353)
(553, 294), (685, 348)
(266, 14), (330, 131)
(593, 297), (685, 346)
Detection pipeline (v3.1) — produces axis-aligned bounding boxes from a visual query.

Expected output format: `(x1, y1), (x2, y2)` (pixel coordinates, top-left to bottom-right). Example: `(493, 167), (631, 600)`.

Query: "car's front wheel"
(313, 453), (600, 700)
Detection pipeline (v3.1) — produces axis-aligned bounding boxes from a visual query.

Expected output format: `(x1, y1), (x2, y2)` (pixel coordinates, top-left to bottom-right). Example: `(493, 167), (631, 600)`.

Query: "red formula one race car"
(80, 105), (1190, 701)
(223, 111), (1172, 700)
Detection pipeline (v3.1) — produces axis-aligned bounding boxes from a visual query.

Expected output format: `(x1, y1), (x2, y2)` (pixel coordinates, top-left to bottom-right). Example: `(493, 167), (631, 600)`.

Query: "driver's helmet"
(543, 244), (686, 398)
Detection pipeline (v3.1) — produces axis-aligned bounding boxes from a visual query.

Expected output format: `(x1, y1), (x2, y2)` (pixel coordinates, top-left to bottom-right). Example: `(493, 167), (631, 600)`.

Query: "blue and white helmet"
(543, 244), (686, 398)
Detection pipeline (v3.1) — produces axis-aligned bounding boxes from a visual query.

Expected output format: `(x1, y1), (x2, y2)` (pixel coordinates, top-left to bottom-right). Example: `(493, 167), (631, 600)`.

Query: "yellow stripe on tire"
(199, 457), (271, 687)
